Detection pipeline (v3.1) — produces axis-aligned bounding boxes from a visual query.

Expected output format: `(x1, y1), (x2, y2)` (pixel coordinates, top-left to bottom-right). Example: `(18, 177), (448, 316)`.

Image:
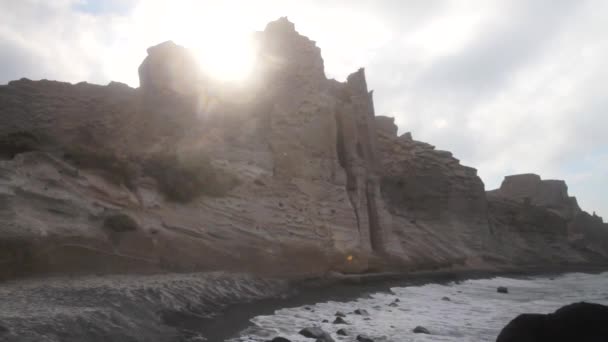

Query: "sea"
(230, 271), (608, 342)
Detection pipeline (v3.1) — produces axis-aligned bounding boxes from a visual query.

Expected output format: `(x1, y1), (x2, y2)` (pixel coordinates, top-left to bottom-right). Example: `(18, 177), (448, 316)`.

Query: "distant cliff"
(488, 174), (608, 263)
(0, 18), (606, 280)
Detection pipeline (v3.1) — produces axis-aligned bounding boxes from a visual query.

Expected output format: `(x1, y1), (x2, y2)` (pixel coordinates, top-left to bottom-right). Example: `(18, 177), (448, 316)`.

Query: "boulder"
(267, 338), (291, 342)
(496, 302), (608, 342)
(354, 309), (369, 315)
(497, 287), (509, 294)
(333, 317), (348, 324)
(413, 326), (430, 334)
(336, 328), (348, 336)
(441, 296), (451, 301)
(315, 335), (335, 342)
(356, 335), (374, 342)
(335, 311), (346, 318)
(299, 327), (333, 341)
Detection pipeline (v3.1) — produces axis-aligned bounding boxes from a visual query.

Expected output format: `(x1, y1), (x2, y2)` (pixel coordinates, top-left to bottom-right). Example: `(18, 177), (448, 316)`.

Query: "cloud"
(73, 0), (138, 15)
(0, 0), (606, 217)
(365, 0), (608, 217)
(0, 0), (131, 83)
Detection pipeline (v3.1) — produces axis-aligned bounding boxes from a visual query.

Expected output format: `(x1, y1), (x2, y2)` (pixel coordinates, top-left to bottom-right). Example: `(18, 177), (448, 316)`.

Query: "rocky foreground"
(0, 18), (607, 281)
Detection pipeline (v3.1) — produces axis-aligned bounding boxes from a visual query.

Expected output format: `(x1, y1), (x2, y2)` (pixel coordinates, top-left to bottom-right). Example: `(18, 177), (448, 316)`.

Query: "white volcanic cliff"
(0, 18), (606, 280)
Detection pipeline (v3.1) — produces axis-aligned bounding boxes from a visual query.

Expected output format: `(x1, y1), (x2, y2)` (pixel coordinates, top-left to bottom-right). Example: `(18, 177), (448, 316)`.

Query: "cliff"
(0, 18), (606, 280)
(488, 174), (608, 263)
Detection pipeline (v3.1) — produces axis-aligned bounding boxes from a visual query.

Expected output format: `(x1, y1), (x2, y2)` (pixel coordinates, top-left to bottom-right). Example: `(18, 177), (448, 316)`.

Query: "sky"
(1, 0), (606, 218)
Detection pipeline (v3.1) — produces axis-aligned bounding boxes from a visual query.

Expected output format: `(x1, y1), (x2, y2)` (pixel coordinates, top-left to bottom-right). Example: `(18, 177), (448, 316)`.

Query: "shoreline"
(193, 264), (608, 341)
(2, 264), (607, 341)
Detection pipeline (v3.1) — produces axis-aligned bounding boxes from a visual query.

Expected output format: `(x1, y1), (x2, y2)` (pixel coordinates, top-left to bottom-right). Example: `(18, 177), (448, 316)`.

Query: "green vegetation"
(63, 146), (138, 189)
(0, 131), (40, 159)
(103, 213), (139, 233)
(62, 143), (235, 202)
(143, 151), (237, 202)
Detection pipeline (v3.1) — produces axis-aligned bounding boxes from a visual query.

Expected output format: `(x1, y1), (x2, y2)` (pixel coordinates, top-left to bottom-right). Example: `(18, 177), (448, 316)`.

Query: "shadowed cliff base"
(0, 17), (607, 282)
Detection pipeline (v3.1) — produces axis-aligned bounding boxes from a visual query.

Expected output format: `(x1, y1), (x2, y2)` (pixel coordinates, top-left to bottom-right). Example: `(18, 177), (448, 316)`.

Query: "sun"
(163, 4), (258, 83)
(190, 33), (257, 82)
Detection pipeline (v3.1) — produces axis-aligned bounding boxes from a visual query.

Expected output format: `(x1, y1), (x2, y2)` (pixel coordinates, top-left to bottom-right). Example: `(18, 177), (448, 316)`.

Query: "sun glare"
(162, 4), (259, 83)
(191, 36), (257, 82)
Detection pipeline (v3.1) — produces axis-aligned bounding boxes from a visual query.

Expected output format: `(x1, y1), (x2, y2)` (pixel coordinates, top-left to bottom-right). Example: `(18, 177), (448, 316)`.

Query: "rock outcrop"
(488, 174), (581, 219)
(0, 18), (606, 280)
(488, 174), (608, 264)
(496, 302), (608, 342)
(375, 118), (490, 268)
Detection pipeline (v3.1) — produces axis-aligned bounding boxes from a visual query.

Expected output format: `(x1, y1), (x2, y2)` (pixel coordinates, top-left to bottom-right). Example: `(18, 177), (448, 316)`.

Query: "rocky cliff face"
(375, 118), (492, 268)
(488, 174), (608, 264)
(0, 18), (606, 280)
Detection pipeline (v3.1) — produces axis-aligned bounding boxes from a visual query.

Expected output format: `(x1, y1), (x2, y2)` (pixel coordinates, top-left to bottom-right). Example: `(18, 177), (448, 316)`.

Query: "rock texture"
(0, 18), (606, 280)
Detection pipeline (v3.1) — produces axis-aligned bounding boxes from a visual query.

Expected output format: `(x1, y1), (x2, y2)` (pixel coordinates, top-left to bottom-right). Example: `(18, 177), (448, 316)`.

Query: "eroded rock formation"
(375, 118), (490, 267)
(0, 17), (606, 280)
(488, 174), (608, 263)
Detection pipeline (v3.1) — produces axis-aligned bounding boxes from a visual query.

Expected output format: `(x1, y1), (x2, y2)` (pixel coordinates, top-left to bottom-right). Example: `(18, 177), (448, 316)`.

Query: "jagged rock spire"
(254, 17), (326, 83)
(138, 40), (202, 97)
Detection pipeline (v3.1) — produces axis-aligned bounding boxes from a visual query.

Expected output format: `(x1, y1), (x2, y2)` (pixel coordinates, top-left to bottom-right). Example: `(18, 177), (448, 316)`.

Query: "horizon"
(1, 0), (606, 218)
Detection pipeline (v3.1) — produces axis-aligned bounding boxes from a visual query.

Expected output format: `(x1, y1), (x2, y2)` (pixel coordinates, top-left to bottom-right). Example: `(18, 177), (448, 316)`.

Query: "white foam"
(232, 272), (608, 342)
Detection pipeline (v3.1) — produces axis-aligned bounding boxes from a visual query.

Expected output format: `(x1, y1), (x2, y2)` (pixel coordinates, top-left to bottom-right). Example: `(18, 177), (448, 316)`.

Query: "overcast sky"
(1, 0), (606, 218)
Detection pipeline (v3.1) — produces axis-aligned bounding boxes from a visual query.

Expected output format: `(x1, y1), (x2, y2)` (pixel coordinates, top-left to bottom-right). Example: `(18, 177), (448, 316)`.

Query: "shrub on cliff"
(103, 213), (139, 233)
(63, 146), (138, 189)
(143, 151), (236, 202)
(0, 131), (41, 159)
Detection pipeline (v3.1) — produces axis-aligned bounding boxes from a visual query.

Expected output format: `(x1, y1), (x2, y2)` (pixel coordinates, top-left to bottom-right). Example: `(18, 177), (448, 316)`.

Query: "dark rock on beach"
(316, 334), (336, 342)
(299, 327), (335, 341)
(336, 328), (348, 336)
(496, 302), (608, 342)
(356, 335), (374, 342)
(413, 326), (431, 334)
(354, 309), (369, 315)
(267, 338), (291, 342)
(333, 316), (348, 324)
(299, 327), (327, 339)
